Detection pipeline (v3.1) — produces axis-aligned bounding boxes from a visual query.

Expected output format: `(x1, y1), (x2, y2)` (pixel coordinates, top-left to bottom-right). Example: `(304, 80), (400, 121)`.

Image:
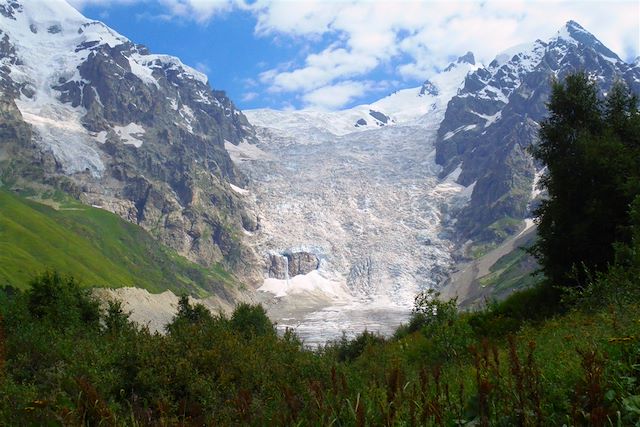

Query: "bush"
(408, 289), (458, 333)
(333, 330), (386, 362)
(166, 294), (214, 334)
(230, 303), (274, 339)
(26, 271), (100, 328)
(467, 284), (563, 338)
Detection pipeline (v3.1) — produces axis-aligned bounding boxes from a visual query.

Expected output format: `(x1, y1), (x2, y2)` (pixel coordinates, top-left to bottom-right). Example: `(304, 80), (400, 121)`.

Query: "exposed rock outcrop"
(266, 251), (320, 279)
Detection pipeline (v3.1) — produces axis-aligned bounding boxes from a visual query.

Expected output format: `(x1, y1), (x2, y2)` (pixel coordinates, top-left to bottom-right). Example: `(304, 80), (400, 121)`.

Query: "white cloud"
(158, 0), (235, 22)
(302, 80), (373, 110)
(242, 91), (259, 102)
(249, 0), (639, 109)
(260, 46), (380, 92)
(71, 0), (238, 23)
(68, 0), (141, 7)
(194, 62), (211, 75)
(252, 0), (342, 36)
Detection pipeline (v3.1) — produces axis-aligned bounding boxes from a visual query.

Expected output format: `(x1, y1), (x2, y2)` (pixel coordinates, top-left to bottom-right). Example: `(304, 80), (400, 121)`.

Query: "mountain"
(240, 21), (639, 343)
(435, 20), (640, 245)
(243, 57), (479, 344)
(0, 0), (261, 287)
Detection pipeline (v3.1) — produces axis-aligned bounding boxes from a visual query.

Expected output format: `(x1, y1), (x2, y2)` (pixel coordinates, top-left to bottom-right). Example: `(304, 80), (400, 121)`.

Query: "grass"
(0, 188), (237, 295)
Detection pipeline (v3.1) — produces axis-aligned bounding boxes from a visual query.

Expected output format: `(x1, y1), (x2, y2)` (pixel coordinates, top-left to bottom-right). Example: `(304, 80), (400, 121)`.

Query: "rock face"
(435, 21), (640, 244)
(0, 0), (261, 287)
(266, 252), (320, 279)
(368, 109), (391, 125)
(287, 252), (320, 276)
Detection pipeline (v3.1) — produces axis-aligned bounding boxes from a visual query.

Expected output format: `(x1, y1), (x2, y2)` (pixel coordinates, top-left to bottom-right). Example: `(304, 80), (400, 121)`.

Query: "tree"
(530, 73), (640, 288)
(166, 294), (213, 333)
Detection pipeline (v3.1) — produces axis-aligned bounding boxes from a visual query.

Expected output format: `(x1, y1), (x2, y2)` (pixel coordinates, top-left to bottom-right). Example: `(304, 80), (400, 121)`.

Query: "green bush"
(230, 303), (274, 339)
(27, 270), (100, 329)
(332, 330), (386, 362)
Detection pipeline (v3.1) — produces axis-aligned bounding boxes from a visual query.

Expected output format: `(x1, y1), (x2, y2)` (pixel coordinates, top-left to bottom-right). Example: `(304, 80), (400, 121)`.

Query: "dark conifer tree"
(530, 73), (640, 288)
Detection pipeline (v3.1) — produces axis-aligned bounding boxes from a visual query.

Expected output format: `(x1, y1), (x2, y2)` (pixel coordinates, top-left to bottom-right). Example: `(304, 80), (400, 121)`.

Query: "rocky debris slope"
(436, 21), (640, 244)
(0, 0), (261, 287)
(94, 287), (239, 334)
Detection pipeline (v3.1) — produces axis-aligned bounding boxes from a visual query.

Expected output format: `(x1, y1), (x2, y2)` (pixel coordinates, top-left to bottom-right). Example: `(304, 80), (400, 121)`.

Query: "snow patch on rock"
(113, 123), (145, 148)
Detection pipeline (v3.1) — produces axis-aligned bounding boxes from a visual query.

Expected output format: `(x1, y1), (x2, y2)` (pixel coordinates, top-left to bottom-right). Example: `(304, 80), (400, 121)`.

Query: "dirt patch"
(93, 287), (249, 333)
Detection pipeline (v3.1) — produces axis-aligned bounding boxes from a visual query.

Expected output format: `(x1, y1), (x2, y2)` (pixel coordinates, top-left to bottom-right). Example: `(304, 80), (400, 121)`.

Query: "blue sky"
(71, 1), (640, 111)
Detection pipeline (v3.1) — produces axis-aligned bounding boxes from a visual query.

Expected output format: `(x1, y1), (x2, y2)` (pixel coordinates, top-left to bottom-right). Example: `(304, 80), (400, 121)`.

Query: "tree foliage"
(530, 73), (640, 288)
(3, 270), (639, 425)
(27, 270), (100, 328)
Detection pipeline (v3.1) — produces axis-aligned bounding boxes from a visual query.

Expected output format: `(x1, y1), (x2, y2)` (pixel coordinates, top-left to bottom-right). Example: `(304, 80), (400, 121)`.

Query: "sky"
(69, 0), (640, 111)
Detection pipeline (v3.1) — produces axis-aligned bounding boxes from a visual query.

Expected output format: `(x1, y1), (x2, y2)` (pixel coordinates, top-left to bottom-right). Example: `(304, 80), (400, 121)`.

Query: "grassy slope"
(479, 231), (539, 296)
(0, 189), (236, 296)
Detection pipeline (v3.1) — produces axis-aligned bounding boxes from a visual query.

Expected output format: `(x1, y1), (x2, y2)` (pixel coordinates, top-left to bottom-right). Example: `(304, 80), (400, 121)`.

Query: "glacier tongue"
(240, 62), (478, 345)
(242, 103), (474, 346)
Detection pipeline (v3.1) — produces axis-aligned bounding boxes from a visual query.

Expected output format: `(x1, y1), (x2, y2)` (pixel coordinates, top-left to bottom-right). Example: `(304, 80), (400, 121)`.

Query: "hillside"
(0, 188), (237, 297)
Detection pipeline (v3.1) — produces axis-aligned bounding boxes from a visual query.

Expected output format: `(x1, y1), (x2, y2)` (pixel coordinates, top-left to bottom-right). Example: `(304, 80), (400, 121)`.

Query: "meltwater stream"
(277, 304), (412, 347)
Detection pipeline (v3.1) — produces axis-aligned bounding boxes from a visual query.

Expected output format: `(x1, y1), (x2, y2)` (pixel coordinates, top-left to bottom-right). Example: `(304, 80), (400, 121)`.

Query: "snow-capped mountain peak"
(554, 20), (620, 61)
(435, 19), (640, 246)
(444, 51), (475, 71)
(0, 0), (238, 176)
(1, 0), (84, 24)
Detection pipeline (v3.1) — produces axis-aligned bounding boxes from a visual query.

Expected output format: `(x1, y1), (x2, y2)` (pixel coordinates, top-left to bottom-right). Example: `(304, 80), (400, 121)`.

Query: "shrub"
(230, 303), (274, 339)
(26, 271), (100, 328)
(334, 330), (385, 362)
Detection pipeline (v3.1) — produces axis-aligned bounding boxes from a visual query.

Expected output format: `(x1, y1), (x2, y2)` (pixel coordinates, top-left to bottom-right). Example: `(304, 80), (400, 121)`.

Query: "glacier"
(241, 59), (477, 346)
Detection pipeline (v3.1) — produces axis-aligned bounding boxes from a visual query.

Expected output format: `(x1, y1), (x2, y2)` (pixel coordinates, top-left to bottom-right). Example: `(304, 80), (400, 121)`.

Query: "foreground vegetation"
(0, 267), (638, 425)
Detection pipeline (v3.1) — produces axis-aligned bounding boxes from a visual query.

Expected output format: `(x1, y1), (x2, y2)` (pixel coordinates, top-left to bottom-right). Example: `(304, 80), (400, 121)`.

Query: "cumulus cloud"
(260, 46), (380, 93)
(249, 0), (639, 109)
(302, 80), (373, 110)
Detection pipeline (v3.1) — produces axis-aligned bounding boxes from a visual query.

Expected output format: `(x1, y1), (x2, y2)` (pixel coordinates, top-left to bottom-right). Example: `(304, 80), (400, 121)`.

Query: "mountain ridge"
(0, 0), (262, 291)
(435, 20), (640, 245)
